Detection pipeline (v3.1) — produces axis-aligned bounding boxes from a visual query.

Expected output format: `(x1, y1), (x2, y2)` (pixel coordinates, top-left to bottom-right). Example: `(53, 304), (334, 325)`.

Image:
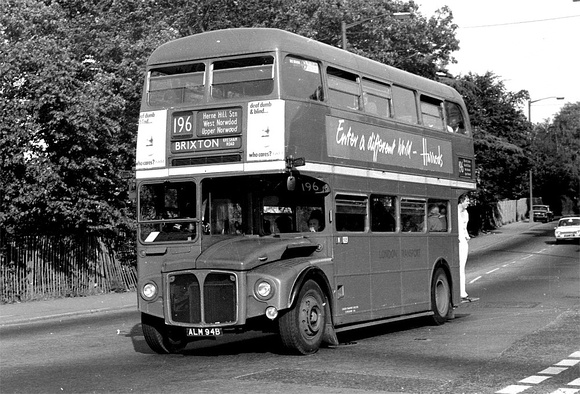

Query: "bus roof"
(148, 28), (462, 102)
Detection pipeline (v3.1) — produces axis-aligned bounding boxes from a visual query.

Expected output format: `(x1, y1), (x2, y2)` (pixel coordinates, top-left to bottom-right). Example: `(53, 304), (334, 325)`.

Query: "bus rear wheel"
(141, 313), (187, 354)
(278, 280), (325, 355)
(431, 268), (451, 325)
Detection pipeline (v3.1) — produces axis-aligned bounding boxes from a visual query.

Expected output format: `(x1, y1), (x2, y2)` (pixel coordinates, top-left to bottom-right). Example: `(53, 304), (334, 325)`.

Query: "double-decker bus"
(135, 28), (476, 355)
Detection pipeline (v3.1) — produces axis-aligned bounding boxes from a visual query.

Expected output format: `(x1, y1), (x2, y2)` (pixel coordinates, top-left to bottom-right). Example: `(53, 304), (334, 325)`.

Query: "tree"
(441, 72), (531, 230)
(154, 0), (460, 79)
(330, 2), (459, 78)
(0, 0), (177, 237)
(444, 72), (531, 201)
(1, 0), (461, 238)
(529, 102), (580, 214)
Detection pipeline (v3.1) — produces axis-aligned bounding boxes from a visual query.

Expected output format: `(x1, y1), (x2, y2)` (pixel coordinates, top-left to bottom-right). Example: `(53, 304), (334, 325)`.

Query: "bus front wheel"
(141, 313), (187, 354)
(431, 268), (451, 325)
(278, 280), (326, 355)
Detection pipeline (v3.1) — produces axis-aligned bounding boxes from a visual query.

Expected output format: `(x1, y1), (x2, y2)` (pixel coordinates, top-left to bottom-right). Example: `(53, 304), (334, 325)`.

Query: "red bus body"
(136, 28), (476, 354)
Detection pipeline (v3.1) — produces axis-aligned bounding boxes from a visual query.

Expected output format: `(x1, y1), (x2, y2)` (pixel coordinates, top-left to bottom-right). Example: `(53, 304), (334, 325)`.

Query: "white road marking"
(519, 375), (551, 384)
(539, 367), (568, 375)
(548, 389), (580, 394)
(496, 350), (580, 394)
(555, 360), (580, 367)
(496, 385), (531, 394)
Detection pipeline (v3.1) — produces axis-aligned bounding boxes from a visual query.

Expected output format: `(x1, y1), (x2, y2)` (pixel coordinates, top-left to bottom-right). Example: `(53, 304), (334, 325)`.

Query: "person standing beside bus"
(458, 194), (471, 301)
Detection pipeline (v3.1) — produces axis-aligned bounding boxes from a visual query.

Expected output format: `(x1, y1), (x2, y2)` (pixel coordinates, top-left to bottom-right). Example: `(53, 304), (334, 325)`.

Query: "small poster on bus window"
(246, 100), (285, 162)
(136, 110), (167, 169)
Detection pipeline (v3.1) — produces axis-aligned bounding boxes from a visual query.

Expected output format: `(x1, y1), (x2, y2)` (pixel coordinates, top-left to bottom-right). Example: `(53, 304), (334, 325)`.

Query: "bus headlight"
(255, 280), (274, 300)
(141, 282), (158, 301)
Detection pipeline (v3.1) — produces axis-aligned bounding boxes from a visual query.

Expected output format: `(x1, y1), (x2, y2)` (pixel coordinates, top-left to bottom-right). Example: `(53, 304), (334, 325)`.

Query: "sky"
(417, 0), (580, 123)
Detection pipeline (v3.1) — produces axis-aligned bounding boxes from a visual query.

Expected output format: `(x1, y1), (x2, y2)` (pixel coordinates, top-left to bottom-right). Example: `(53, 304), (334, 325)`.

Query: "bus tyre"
(431, 268), (451, 325)
(141, 313), (187, 354)
(278, 280), (325, 355)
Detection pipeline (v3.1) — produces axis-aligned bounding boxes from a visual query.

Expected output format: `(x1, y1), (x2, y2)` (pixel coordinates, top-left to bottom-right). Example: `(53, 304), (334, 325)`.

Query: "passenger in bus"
(446, 117), (465, 134)
(438, 205), (448, 230)
(263, 219), (271, 235)
(308, 209), (324, 232)
(428, 205), (444, 232)
(372, 201), (396, 232)
(275, 216), (293, 233)
(363, 93), (378, 114)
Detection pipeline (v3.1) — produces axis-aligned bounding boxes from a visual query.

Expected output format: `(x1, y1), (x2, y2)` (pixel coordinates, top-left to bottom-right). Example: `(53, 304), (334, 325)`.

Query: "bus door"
(368, 194), (403, 320)
(333, 194), (372, 325)
(399, 198), (430, 314)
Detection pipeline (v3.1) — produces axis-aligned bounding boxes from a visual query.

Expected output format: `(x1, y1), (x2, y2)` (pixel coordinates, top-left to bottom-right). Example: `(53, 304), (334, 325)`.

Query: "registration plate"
(186, 327), (223, 337)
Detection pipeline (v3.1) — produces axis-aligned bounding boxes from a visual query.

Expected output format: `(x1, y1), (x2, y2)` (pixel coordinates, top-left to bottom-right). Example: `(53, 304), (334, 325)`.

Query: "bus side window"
(327, 67), (360, 111)
(420, 95), (444, 130)
(282, 56), (323, 101)
(392, 85), (418, 124)
(336, 194), (367, 232)
(370, 194), (397, 232)
(361, 78), (392, 118)
(427, 199), (449, 232)
(445, 101), (467, 135)
(401, 198), (425, 232)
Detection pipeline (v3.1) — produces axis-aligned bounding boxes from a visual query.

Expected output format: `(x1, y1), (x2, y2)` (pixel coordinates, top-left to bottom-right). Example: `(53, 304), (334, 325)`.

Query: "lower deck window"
(336, 194), (367, 232)
(371, 195), (397, 232)
(401, 198), (425, 232)
(427, 199), (449, 232)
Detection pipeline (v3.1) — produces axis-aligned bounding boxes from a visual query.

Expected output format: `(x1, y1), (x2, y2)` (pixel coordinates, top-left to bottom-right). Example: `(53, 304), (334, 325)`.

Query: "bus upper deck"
(136, 28), (474, 190)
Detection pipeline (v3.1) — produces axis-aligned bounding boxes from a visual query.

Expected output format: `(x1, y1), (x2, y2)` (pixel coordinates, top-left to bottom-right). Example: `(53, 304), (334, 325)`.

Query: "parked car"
(554, 216), (580, 243)
(533, 205), (553, 223)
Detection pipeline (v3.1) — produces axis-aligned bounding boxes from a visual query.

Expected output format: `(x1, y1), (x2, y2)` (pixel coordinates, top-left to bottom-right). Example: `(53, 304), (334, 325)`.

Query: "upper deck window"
(392, 85), (418, 124)
(445, 101), (468, 135)
(362, 78), (392, 117)
(211, 56), (274, 100)
(281, 56), (323, 101)
(420, 96), (444, 130)
(327, 67), (360, 111)
(148, 63), (205, 106)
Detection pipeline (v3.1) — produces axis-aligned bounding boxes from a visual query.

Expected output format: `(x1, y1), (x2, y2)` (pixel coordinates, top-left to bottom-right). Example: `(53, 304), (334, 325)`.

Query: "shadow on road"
(125, 314), (475, 356)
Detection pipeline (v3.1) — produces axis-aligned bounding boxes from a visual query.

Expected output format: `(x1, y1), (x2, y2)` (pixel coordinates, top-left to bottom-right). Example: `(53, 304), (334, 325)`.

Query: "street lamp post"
(527, 96), (564, 223)
(342, 12), (411, 51)
(527, 96), (565, 123)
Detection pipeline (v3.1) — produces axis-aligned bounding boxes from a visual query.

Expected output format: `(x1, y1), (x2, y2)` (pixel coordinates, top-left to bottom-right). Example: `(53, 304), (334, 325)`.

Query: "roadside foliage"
(1, 0), (578, 301)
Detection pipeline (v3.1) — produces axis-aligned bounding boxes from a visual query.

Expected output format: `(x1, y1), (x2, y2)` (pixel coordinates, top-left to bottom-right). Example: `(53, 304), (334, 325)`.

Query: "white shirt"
(458, 205), (469, 241)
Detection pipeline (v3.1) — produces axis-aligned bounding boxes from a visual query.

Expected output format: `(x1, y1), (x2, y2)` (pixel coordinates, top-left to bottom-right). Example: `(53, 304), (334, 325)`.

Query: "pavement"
(0, 220), (541, 327)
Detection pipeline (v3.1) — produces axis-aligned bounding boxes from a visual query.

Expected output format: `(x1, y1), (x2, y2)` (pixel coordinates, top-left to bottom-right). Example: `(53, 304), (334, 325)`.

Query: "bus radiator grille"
(169, 272), (236, 325)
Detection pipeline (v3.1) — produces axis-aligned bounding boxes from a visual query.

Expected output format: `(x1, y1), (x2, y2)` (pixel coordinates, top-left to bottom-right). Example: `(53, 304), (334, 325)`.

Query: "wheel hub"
(301, 297), (322, 336)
